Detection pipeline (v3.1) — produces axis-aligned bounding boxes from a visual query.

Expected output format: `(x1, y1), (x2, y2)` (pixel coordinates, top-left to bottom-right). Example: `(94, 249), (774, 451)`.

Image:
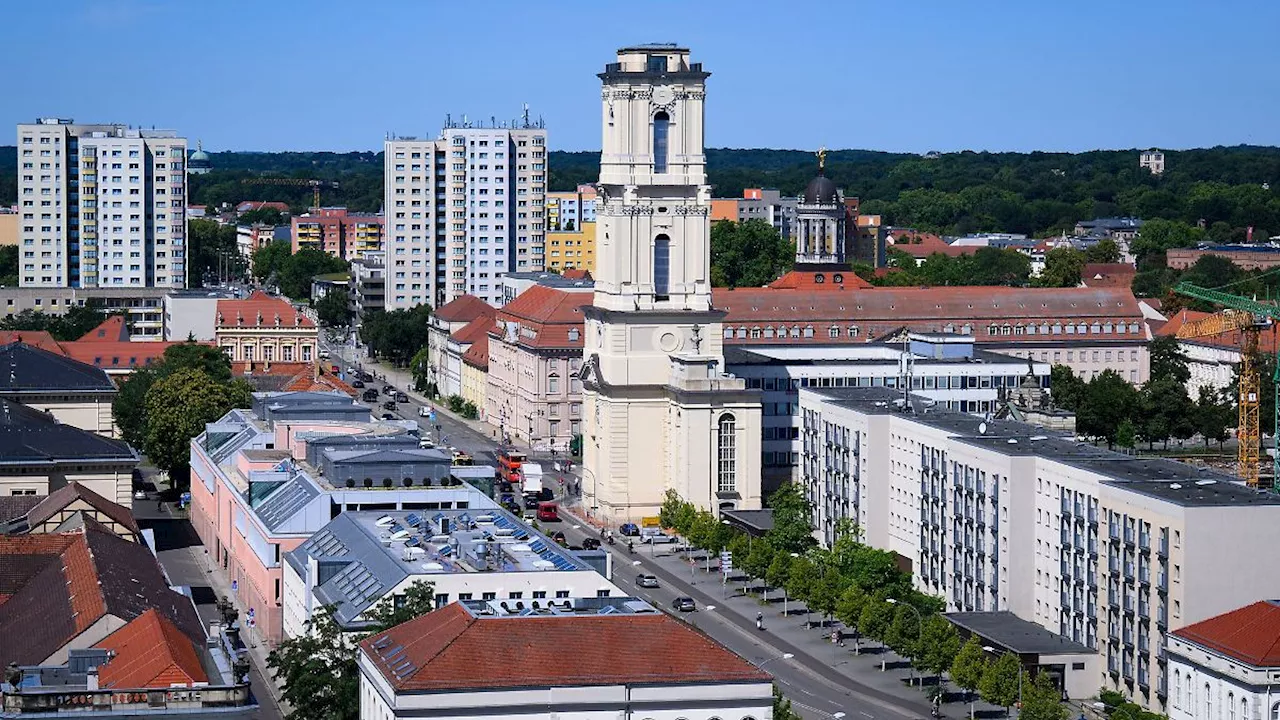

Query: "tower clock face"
(652, 85), (675, 106)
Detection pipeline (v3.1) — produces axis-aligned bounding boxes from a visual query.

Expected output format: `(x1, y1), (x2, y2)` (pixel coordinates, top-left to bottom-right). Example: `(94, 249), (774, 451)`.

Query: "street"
(323, 334), (944, 720)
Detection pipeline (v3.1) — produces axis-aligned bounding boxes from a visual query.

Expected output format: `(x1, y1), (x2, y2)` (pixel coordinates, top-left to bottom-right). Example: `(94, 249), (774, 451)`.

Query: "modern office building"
(357, 597), (772, 720)
(383, 117), (548, 310)
(798, 385), (1280, 711)
(16, 119), (187, 289)
(0, 286), (170, 338)
(282, 508), (621, 638)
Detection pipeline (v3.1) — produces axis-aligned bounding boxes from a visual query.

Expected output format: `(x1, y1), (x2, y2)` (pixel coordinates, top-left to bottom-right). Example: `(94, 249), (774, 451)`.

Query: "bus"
(497, 449), (526, 484)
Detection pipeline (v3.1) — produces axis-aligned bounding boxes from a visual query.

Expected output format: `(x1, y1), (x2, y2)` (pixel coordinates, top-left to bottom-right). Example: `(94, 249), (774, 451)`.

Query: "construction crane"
(239, 177), (339, 213)
(1174, 282), (1280, 487)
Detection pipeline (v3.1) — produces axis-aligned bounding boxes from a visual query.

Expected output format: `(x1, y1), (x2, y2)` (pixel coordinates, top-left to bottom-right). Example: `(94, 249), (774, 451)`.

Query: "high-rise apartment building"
(16, 119), (187, 289)
(289, 207), (383, 261)
(383, 118), (547, 310)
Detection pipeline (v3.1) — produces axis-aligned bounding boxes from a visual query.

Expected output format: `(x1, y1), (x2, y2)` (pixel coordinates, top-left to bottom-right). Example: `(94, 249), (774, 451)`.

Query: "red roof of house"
(1172, 600), (1280, 667)
(1157, 308), (1280, 354)
(24, 482), (140, 537)
(78, 316), (129, 343)
(359, 603), (769, 692)
(230, 361), (356, 396)
(61, 340), (198, 373)
(0, 331), (66, 355)
(889, 231), (971, 259)
(462, 333), (490, 369)
(216, 291), (314, 329)
(561, 268), (592, 280)
(434, 295), (494, 323)
(768, 269), (873, 290)
(449, 315), (493, 345)
(94, 608), (208, 688)
(1081, 263), (1137, 288)
(492, 286), (591, 350)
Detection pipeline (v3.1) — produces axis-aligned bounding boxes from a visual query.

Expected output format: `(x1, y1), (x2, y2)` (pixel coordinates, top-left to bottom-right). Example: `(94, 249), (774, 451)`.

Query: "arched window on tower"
(654, 234), (671, 300)
(717, 413), (737, 493)
(653, 111), (670, 174)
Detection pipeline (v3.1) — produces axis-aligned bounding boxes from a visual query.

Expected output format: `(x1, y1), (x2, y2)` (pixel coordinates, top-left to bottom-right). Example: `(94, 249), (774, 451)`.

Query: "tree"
(835, 584), (869, 644)
(1084, 238), (1121, 263)
(1130, 218), (1203, 262)
(785, 555), (816, 621)
(773, 685), (803, 720)
(1076, 370), (1139, 448)
(314, 289), (349, 327)
(238, 206), (286, 226)
(188, 218), (244, 287)
(1195, 385), (1233, 448)
(1115, 418), (1137, 450)
(279, 247), (348, 301)
(951, 636), (988, 703)
(710, 219), (793, 288)
(807, 569), (843, 627)
(1148, 336), (1191, 386)
(267, 581), (435, 720)
(1137, 378), (1195, 449)
(979, 651), (1022, 716)
(1049, 364), (1086, 411)
(409, 346), (432, 394)
(113, 342), (237, 450)
(968, 247), (1031, 287)
(1018, 671), (1068, 720)
(144, 368), (253, 479)
(885, 604), (922, 670)
(918, 615), (963, 686)
(0, 305), (109, 342)
(360, 305), (432, 367)
(659, 489), (690, 532)
(252, 240), (292, 285)
(765, 550), (792, 597)
(1039, 247), (1086, 288)
(858, 596), (896, 668)
(744, 537), (775, 584)
(766, 482), (815, 554)
(0, 245), (18, 287)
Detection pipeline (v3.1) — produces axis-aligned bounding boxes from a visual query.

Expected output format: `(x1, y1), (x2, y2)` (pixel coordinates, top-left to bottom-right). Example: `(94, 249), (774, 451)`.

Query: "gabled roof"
(0, 527), (204, 667)
(360, 602), (769, 692)
(0, 342), (116, 393)
(0, 331), (66, 356)
(493, 286), (591, 350)
(449, 315), (492, 345)
(433, 295), (494, 323)
(61, 339), (195, 373)
(78, 316), (130, 343)
(0, 399), (137, 465)
(1157, 308), (1280, 354)
(561, 268), (592, 280)
(1081, 263), (1136, 288)
(23, 482), (140, 536)
(462, 333), (489, 370)
(216, 291), (315, 329)
(94, 608), (208, 689)
(1172, 600), (1280, 667)
(889, 231), (971, 258)
(231, 362), (356, 396)
(768, 269), (872, 291)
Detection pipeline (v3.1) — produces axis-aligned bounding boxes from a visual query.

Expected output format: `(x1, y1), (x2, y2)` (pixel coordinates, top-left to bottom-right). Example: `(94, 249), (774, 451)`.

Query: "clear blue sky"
(4, 0), (1278, 153)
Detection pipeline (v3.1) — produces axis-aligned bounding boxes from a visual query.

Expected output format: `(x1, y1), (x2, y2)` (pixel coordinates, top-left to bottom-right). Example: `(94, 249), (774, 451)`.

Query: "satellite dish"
(978, 422), (988, 435)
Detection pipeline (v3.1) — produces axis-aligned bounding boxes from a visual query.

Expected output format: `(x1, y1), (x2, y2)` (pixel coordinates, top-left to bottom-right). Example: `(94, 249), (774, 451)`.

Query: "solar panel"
(405, 537), (420, 548)
(389, 522), (404, 534)
(432, 512), (446, 523)
(438, 546), (453, 557)
(405, 513), (422, 527)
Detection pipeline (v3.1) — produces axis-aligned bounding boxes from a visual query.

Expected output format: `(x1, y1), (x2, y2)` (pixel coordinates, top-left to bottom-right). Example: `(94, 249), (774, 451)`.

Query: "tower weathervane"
(816, 146), (827, 172)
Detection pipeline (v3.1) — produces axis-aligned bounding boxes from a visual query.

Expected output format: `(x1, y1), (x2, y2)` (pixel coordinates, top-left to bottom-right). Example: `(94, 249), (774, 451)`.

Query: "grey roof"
(253, 474), (323, 533)
(810, 387), (1278, 506)
(0, 343), (115, 394)
(721, 508), (774, 535)
(945, 611), (1094, 656)
(502, 272), (595, 290)
(327, 448), (452, 465)
(803, 173), (840, 205)
(0, 400), (138, 465)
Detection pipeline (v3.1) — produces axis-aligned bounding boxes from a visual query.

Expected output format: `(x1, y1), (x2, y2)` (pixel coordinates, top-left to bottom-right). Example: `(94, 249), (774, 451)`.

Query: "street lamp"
(886, 598), (924, 686)
(983, 645), (1023, 718)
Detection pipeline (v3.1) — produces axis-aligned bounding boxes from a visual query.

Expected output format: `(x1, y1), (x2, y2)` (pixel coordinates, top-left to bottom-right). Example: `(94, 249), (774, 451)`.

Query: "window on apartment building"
(652, 112), (670, 173)
(718, 413), (737, 493)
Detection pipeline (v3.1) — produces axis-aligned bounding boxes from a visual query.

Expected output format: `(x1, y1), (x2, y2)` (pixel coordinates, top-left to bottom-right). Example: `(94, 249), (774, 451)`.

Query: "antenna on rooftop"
(522, 103), (530, 128)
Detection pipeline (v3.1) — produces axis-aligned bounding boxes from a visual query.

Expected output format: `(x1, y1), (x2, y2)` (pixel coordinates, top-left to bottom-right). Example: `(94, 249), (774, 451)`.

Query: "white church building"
(579, 45), (764, 522)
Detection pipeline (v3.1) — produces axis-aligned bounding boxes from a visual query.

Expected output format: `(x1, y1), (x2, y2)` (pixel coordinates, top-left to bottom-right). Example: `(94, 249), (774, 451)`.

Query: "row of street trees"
(250, 241), (348, 300)
(659, 484), (1069, 718)
(1052, 337), (1236, 450)
(112, 343), (253, 484)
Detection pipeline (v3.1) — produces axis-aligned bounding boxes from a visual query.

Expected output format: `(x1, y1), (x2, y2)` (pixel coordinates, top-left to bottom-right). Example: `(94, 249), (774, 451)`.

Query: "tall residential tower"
(579, 45), (763, 521)
(16, 119), (187, 289)
(383, 118), (547, 309)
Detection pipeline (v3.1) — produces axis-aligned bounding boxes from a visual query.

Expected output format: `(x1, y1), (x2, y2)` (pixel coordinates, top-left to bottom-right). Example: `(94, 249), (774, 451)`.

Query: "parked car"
(636, 574), (660, 588)
(395, 392), (409, 403)
(419, 406), (432, 417)
(550, 530), (567, 545)
(641, 531), (677, 544)
(536, 502), (560, 522)
(351, 380), (365, 388)
(619, 523), (641, 537)
(380, 413), (395, 420)
(358, 372), (373, 382)
(672, 597), (696, 612)
(383, 401), (397, 411)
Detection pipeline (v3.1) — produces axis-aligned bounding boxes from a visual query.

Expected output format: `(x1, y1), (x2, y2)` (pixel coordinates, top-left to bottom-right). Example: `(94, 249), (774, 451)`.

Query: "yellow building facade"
(546, 221), (596, 274)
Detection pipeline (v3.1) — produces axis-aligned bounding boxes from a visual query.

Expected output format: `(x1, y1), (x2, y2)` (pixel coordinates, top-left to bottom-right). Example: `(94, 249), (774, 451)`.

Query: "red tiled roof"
(1157, 308), (1280, 354)
(433, 294), (494, 323)
(1081, 263), (1136, 288)
(1172, 600), (1280, 667)
(359, 603), (770, 692)
(462, 333), (489, 369)
(713, 286), (1144, 345)
(768, 269), (873, 290)
(449, 315), (493, 345)
(493, 286), (591, 350)
(25, 482), (140, 537)
(0, 331), (66, 355)
(78, 316), (129, 343)
(94, 609), (208, 689)
(61, 340), (198, 372)
(216, 291), (314, 329)
(562, 268), (592, 280)
(230, 361), (356, 396)
(889, 231), (971, 258)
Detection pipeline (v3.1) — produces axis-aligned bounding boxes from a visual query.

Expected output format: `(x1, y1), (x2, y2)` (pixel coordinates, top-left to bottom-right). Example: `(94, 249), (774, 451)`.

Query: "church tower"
(794, 149), (849, 267)
(580, 45), (762, 522)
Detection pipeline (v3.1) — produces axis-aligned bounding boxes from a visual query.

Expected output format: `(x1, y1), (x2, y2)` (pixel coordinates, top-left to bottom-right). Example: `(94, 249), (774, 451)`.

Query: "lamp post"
(887, 598), (924, 686)
(983, 645), (1023, 718)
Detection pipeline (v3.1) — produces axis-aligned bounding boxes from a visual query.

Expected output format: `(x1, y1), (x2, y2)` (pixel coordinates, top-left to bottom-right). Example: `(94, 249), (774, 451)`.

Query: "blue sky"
(3, 0), (1278, 153)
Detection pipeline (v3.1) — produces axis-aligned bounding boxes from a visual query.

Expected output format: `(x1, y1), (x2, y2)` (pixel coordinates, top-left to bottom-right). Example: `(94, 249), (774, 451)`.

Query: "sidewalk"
(562, 503), (1004, 719)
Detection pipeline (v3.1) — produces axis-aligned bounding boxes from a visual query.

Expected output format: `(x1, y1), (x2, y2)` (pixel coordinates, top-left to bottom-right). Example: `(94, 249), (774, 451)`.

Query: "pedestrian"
(756, 612), (764, 630)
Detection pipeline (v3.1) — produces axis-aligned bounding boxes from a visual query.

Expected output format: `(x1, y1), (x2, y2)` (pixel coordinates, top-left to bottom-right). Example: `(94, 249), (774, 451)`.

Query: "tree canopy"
(188, 218), (245, 287)
(361, 304), (432, 367)
(314, 290), (349, 327)
(709, 219), (793, 288)
(143, 367), (252, 480)
(0, 305), (109, 341)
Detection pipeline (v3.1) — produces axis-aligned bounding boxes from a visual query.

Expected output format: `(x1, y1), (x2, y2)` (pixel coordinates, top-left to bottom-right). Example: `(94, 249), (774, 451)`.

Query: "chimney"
(86, 667), (99, 691)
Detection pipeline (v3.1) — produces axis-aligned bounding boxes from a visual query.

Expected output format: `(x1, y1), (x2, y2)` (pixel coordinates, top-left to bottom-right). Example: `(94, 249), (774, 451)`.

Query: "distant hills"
(3, 145), (1279, 237)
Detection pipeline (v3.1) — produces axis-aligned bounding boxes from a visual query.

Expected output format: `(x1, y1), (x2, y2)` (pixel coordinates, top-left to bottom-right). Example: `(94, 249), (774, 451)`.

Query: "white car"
(641, 532), (678, 544)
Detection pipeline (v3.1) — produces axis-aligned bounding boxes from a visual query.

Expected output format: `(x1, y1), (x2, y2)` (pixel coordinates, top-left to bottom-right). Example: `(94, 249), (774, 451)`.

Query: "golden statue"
(816, 146), (827, 172)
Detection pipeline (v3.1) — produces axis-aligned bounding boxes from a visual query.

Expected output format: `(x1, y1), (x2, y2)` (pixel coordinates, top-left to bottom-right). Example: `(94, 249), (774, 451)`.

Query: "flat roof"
(808, 387), (1280, 506)
(726, 344), (1042, 368)
(720, 508), (774, 535)
(945, 612), (1095, 656)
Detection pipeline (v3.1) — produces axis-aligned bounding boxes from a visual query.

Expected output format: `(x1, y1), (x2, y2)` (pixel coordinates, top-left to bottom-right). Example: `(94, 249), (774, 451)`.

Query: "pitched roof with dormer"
(0, 342), (116, 394)
(433, 294), (494, 324)
(491, 285), (591, 351)
(215, 291), (314, 329)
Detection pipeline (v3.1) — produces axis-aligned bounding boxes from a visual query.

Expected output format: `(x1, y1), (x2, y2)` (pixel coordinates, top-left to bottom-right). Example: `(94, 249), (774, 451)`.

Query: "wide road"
(320, 334), (933, 720)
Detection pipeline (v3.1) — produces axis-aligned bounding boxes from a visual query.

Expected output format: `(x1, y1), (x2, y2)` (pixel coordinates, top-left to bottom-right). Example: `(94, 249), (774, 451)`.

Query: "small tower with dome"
(188, 140), (212, 175)
(794, 147), (848, 267)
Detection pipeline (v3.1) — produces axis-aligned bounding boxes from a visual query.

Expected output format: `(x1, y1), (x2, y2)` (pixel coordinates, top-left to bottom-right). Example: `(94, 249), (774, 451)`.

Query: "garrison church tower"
(579, 45), (763, 522)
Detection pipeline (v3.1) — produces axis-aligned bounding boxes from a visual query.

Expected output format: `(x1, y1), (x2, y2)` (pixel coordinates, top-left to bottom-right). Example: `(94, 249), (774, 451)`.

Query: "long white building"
(383, 119), (547, 310)
(17, 118), (187, 289)
(799, 385), (1280, 712)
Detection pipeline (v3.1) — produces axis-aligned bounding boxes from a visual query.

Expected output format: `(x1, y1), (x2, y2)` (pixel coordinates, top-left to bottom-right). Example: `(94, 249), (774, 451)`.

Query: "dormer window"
(568, 328), (580, 342)
(814, 274), (825, 284)
(646, 55), (667, 73)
